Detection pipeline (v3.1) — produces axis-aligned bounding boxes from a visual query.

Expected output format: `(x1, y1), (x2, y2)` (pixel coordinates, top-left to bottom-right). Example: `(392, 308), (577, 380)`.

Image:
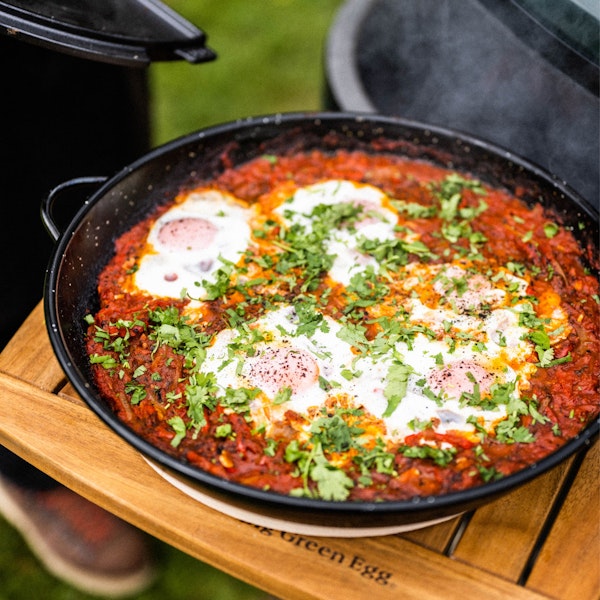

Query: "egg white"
(201, 306), (357, 423)
(199, 292), (538, 444)
(134, 190), (252, 300)
(274, 180), (399, 285)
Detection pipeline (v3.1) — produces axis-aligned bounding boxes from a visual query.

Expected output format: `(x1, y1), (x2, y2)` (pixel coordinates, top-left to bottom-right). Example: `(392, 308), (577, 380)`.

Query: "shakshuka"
(85, 150), (599, 502)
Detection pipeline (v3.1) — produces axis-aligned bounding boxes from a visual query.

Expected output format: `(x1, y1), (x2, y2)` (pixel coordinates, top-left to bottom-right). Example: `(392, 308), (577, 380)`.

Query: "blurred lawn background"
(152, 0), (344, 145)
(0, 1), (342, 599)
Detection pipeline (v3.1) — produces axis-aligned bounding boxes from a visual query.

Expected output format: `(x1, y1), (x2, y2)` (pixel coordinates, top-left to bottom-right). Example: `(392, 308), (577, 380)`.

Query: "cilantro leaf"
(310, 413), (363, 453)
(292, 298), (328, 337)
(400, 444), (457, 466)
(310, 451), (354, 501)
(124, 381), (146, 405)
(383, 362), (414, 417)
(221, 387), (258, 414)
(336, 321), (369, 353)
(168, 416), (187, 448)
(273, 387), (293, 405)
(185, 372), (218, 429)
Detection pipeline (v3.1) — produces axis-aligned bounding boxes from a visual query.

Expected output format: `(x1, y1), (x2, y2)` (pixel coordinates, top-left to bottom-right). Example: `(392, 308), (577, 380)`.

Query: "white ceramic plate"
(144, 457), (459, 538)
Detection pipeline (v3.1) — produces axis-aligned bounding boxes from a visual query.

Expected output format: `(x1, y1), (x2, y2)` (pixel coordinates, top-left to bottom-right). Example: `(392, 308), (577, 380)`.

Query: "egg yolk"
(245, 345), (320, 397)
(427, 360), (496, 400)
(157, 217), (218, 251)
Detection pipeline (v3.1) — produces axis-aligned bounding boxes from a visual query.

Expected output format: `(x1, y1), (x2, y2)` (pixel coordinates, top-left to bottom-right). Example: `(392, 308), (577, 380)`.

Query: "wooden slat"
(0, 371), (548, 600)
(526, 440), (600, 600)
(451, 458), (575, 582)
(401, 515), (463, 553)
(0, 302), (65, 391)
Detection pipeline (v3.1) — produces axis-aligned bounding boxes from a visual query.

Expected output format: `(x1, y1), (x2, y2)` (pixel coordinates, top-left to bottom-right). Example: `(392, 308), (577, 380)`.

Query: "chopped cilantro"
(89, 353), (118, 370)
(148, 306), (211, 370)
(263, 438), (278, 456)
(310, 412), (364, 454)
(476, 464), (503, 482)
(221, 387), (258, 414)
(543, 222), (560, 238)
(272, 387), (293, 405)
(521, 230), (534, 242)
(336, 321), (369, 354)
(400, 444), (457, 466)
(285, 440), (354, 501)
(200, 258), (235, 300)
(292, 298), (329, 337)
(309, 451), (354, 501)
(353, 438), (397, 476)
(357, 236), (436, 270)
(124, 381), (146, 405)
(407, 417), (434, 432)
(215, 423), (233, 438)
(132, 365), (147, 378)
(168, 416), (187, 448)
(390, 199), (436, 218)
(382, 362), (414, 417)
(185, 372), (218, 430)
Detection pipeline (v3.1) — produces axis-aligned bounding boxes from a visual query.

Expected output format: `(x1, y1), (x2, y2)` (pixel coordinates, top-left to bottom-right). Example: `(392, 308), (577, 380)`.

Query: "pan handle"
(42, 176), (108, 241)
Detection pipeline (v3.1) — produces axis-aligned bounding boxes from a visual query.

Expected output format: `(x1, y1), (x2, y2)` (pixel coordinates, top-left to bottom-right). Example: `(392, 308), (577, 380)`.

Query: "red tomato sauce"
(86, 150), (599, 502)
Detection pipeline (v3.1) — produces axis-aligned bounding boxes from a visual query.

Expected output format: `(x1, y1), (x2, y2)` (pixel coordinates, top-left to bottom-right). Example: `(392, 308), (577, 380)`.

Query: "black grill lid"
(0, 0), (216, 67)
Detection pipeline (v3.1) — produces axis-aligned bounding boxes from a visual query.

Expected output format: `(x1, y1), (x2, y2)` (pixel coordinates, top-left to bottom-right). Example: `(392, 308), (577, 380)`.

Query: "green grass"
(0, 524), (262, 600)
(151, 0), (343, 145)
(0, 1), (342, 598)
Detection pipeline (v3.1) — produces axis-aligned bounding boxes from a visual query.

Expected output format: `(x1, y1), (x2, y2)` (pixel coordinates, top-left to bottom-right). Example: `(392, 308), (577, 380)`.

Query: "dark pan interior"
(44, 113), (599, 527)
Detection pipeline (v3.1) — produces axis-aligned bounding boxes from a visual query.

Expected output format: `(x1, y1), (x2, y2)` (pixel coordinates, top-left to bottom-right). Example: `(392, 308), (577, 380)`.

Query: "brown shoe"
(0, 476), (155, 597)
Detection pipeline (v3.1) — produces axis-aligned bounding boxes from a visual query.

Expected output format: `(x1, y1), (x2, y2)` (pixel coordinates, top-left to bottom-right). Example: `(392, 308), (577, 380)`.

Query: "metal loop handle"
(41, 176), (107, 241)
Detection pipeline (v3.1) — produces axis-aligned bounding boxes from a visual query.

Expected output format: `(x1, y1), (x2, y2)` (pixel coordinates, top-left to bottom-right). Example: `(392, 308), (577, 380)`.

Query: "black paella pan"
(42, 112), (599, 536)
